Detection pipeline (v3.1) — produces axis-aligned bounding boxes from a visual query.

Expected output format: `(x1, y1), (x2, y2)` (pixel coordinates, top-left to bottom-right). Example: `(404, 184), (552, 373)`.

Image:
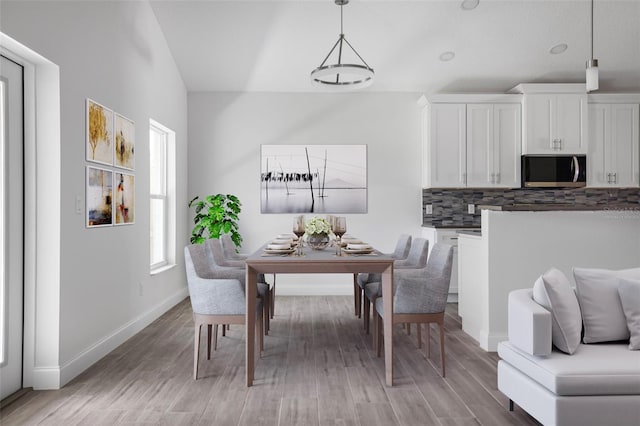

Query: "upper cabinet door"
(523, 94), (587, 154)
(426, 103), (466, 188)
(466, 104), (493, 187)
(609, 104), (639, 187)
(493, 104), (521, 188)
(588, 103), (639, 187)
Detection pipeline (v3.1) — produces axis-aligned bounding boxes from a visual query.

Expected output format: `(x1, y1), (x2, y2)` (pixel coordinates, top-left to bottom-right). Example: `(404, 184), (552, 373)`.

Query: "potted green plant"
(188, 194), (243, 247)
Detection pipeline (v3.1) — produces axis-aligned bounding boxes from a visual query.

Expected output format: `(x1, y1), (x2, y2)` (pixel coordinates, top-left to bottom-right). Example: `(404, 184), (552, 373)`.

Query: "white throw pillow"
(573, 267), (640, 343)
(618, 278), (640, 350)
(532, 268), (582, 354)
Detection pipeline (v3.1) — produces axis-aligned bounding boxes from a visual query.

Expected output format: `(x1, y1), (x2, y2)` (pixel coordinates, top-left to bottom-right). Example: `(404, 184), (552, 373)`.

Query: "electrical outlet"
(139, 281), (144, 296)
(75, 195), (83, 214)
(468, 204), (475, 214)
(425, 204), (433, 215)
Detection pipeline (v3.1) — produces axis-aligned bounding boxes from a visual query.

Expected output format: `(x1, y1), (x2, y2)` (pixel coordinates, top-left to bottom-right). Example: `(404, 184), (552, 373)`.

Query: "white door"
(555, 94), (587, 154)
(493, 103), (521, 188)
(0, 55), (24, 400)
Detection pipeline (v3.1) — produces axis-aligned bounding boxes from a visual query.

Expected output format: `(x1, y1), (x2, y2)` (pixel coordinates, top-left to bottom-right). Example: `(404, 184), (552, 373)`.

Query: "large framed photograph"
(86, 166), (113, 227)
(114, 172), (135, 225)
(114, 113), (135, 170)
(261, 144), (367, 214)
(86, 99), (114, 165)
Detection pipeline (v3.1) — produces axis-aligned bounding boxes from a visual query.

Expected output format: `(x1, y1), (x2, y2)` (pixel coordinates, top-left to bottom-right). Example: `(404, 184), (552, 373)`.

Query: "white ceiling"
(149, 0), (640, 94)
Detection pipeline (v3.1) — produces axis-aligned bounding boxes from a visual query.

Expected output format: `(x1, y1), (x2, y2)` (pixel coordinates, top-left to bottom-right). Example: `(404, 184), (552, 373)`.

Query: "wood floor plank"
(1, 297), (539, 426)
(279, 397), (319, 426)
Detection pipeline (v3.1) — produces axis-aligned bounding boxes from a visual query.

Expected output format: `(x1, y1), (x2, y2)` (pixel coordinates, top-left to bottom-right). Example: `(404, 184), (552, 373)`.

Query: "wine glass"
(333, 217), (347, 256)
(292, 216), (305, 256)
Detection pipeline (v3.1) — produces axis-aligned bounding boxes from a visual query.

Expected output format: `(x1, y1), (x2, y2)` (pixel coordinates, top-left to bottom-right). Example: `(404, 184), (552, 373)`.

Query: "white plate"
(343, 247), (374, 254)
(267, 243), (291, 250)
(341, 238), (362, 244)
(278, 234), (298, 240)
(347, 243), (372, 250)
(264, 247), (295, 254)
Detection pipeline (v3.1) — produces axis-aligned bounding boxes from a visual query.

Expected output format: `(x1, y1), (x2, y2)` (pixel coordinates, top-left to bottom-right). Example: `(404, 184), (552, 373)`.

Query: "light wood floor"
(0, 296), (539, 425)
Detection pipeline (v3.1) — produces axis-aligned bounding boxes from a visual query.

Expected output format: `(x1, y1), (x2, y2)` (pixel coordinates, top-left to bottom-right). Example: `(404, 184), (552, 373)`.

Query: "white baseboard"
(479, 331), (508, 352)
(32, 367), (61, 390)
(56, 287), (188, 389)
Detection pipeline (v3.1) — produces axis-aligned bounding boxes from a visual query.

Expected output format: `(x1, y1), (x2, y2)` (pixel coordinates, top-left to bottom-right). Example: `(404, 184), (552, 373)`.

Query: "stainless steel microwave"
(521, 155), (587, 188)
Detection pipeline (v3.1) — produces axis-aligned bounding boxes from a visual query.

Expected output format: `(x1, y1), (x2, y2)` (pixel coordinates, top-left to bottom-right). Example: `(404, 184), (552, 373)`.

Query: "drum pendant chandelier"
(311, 0), (374, 90)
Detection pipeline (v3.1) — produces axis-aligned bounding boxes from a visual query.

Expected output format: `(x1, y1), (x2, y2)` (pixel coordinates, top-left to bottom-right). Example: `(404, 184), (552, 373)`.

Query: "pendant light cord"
(590, 0), (594, 60)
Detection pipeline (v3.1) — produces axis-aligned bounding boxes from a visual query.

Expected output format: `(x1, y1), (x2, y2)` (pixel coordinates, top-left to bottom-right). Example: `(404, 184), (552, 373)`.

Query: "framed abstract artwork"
(114, 172), (135, 225)
(114, 113), (135, 170)
(86, 166), (113, 227)
(86, 99), (114, 166)
(260, 144), (367, 214)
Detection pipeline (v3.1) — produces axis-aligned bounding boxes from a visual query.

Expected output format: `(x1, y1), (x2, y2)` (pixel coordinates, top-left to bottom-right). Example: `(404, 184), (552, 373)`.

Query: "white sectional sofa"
(497, 288), (640, 426)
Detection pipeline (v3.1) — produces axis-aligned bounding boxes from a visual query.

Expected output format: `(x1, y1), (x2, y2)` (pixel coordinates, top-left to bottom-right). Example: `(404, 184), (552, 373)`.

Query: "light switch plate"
(467, 204), (475, 214)
(425, 204), (433, 215)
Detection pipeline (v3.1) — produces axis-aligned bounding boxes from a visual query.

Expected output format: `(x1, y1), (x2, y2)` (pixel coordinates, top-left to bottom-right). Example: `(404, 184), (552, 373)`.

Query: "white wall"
(1, 1), (189, 387)
(188, 92), (424, 293)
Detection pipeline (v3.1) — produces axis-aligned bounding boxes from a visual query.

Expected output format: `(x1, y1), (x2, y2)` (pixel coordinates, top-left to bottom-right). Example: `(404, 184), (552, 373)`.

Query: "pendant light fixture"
(586, 0), (599, 92)
(311, 0), (374, 90)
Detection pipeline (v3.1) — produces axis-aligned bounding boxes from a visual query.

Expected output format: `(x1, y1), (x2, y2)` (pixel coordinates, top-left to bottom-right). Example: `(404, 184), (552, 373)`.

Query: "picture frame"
(86, 166), (113, 227)
(86, 98), (114, 166)
(114, 113), (135, 170)
(114, 172), (135, 225)
(260, 144), (368, 214)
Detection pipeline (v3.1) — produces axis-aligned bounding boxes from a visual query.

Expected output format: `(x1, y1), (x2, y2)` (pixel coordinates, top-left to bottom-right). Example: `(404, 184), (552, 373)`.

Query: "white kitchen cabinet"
(424, 103), (466, 187)
(423, 100), (521, 188)
(466, 104), (521, 187)
(522, 93), (588, 154)
(588, 103), (639, 187)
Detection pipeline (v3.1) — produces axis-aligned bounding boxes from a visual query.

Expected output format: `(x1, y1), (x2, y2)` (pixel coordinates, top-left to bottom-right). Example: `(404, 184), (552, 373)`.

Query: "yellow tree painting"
(86, 99), (113, 165)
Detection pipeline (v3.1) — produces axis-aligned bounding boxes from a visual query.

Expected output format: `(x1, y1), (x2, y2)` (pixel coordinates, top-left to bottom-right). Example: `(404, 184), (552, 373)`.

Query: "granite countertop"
(457, 229), (482, 237)
(479, 203), (640, 212)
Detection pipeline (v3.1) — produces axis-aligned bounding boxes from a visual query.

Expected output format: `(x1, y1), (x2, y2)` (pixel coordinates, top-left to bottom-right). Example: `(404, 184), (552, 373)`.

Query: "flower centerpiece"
(305, 216), (332, 250)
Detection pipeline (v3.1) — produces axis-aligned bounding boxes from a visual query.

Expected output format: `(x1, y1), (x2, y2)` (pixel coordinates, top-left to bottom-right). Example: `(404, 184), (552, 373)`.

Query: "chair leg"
(375, 313), (383, 357)
(509, 399), (514, 411)
(194, 324), (201, 380)
(426, 323), (431, 358)
(207, 324), (212, 360)
(271, 274), (276, 318)
(439, 321), (446, 377)
(407, 323), (411, 335)
(363, 298), (370, 334)
(417, 323), (422, 349)
(263, 292), (270, 335)
(222, 324), (226, 336)
(213, 324), (218, 351)
(258, 308), (264, 354)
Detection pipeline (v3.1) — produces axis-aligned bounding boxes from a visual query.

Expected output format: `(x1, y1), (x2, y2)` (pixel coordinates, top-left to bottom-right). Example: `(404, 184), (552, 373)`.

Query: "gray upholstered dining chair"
(362, 237), (428, 335)
(221, 233), (277, 319)
(184, 244), (263, 380)
(354, 234), (412, 318)
(374, 243), (453, 377)
(204, 238), (272, 334)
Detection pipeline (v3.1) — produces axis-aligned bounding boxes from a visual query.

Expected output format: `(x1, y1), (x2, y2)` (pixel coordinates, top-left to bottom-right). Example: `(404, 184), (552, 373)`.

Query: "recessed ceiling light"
(439, 51), (456, 62)
(549, 43), (568, 54)
(461, 0), (479, 11)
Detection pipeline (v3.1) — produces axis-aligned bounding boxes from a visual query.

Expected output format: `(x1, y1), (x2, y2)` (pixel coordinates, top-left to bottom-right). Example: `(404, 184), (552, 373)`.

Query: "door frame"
(1, 32), (62, 390)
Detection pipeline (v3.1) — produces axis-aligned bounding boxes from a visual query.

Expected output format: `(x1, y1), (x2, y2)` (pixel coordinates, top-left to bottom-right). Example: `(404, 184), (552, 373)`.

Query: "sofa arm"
(508, 289), (552, 356)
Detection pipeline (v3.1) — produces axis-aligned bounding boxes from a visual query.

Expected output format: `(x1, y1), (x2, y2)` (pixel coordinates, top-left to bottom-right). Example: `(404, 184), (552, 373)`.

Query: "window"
(149, 119), (175, 272)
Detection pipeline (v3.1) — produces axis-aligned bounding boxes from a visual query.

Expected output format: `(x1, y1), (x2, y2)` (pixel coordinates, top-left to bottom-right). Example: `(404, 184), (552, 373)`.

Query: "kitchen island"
(458, 208), (640, 351)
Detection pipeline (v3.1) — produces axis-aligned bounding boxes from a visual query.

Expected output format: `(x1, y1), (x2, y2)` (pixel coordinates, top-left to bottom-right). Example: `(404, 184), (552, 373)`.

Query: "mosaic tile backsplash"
(422, 188), (640, 228)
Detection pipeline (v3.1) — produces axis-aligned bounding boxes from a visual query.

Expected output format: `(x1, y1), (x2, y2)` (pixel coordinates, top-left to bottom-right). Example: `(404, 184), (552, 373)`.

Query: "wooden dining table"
(245, 243), (396, 387)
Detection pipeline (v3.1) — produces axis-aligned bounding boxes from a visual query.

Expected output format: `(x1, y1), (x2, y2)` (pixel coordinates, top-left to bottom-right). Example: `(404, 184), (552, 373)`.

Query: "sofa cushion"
(498, 341), (640, 396)
(573, 267), (640, 343)
(533, 268), (582, 354)
(618, 278), (640, 350)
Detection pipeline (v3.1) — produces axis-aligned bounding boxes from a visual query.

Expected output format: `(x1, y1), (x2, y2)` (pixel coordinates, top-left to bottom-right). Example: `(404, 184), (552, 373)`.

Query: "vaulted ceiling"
(149, 0), (640, 94)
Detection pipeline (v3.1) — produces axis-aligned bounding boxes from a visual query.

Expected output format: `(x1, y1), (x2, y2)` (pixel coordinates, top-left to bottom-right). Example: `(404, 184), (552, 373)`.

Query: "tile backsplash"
(422, 187), (640, 228)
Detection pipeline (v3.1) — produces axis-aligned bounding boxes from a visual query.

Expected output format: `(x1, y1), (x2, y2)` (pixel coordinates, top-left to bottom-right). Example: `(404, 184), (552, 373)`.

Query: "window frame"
(149, 119), (176, 273)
